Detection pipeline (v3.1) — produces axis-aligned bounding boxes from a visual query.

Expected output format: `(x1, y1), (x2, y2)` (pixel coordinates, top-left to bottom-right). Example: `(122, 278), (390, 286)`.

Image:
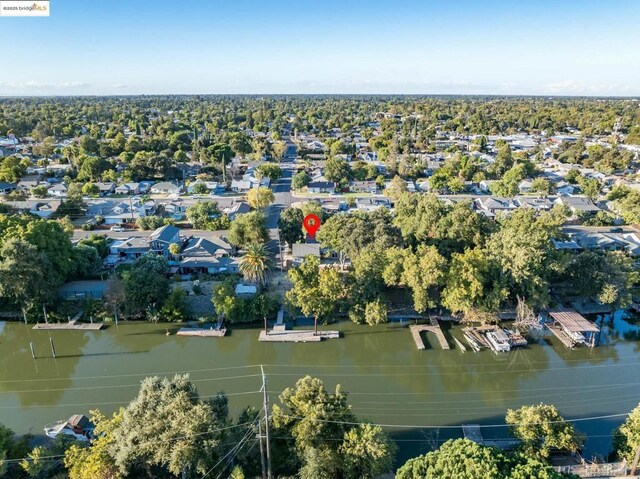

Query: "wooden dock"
(259, 329), (340, 342)
(33, 321), (104, 331)
(410, 323), (450, 350)
(176, 327), (227, 337)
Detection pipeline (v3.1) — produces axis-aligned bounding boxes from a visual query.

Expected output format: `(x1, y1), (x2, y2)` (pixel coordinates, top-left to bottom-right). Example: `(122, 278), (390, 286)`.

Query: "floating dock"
(410, 322), (450, 350)
(259, 329), (340, 342)
(462, 325), (528, 353)
(177, 327), (227, 337)
(33, 321), (104, 331)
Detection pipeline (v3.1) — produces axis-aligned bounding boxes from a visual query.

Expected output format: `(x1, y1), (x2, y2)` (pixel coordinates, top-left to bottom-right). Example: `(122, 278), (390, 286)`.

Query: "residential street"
(265, 140), (296, 262)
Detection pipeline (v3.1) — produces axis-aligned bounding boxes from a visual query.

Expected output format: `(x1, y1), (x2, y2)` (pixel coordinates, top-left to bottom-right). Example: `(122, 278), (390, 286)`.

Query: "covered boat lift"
(547, 308), (600, 348)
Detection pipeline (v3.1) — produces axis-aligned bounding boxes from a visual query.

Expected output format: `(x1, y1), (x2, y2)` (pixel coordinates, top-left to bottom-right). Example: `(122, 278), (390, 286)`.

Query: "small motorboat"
(44, 414), (94, 441)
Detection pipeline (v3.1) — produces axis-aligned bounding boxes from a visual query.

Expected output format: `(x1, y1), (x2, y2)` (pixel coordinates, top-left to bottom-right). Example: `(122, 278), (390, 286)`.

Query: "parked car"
(110, 225), (125, 232)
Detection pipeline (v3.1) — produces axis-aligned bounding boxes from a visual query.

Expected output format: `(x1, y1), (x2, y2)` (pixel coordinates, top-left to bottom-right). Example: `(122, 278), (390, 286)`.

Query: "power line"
(263, 361), (640, 377)
(0, 373), (262, 394)
(277, 412), (633, 430)
(0, 390), (262, 409)
(0, 364), (262, 384)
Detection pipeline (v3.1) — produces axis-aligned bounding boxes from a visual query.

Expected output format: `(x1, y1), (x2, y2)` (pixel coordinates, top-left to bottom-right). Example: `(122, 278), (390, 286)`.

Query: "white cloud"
(541, 80), (638, 96)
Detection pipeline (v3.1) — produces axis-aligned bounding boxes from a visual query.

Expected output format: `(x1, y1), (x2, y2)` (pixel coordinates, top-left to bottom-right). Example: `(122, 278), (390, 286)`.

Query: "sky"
(1, 0), (639, 96)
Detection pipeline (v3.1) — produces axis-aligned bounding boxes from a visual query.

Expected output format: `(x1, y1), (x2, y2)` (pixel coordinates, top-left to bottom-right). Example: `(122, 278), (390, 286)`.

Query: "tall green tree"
(110, 375), (227, 478)
(506, 404), (584, 459)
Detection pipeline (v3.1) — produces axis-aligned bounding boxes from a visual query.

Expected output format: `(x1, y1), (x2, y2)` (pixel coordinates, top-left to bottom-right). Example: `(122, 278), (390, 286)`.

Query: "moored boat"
(44, 414), (94, 441)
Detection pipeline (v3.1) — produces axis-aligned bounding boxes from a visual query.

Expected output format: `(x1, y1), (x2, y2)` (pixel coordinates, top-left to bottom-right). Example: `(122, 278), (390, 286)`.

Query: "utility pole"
(258, 418), (267, 479)
(631, 443), (640, 475)
(260, 365), (272, 479)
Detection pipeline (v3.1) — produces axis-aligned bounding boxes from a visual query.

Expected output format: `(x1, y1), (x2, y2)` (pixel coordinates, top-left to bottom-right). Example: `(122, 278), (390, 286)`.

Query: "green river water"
(1, 314), (640, 464)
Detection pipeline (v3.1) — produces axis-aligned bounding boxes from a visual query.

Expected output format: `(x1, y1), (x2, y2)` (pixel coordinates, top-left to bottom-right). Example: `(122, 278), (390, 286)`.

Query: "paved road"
(265, 141), (296, 262)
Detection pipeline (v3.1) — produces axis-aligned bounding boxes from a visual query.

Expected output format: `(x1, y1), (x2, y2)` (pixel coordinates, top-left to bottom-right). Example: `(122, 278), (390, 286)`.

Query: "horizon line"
(1, 93), (639, 99)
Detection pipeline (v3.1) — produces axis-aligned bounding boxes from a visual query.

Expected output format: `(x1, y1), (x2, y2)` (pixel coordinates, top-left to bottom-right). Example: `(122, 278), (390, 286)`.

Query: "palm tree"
(239, 243), (272, 285)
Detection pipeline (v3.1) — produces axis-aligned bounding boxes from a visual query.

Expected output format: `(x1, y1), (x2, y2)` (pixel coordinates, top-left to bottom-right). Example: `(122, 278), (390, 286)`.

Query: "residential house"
(4, 200), (61, 218)
(474, 197), (518, 217)
(479, 180), (496, 193)
(47, 183), (68, 197)
(95, 182), (116, 196)
(107, 237), (151, 264)
(355, 197), (392, 211)
(554, 196), (600, 216)
(350, 180), (379, 194)
(0, 182), (16, 194)
(292, 243), (321, 264)
(223, 201), (251, 220)
(17, 178), (46, 193)
(187, 181), (221, 194)
(230, 180), (251, 192)
(179, 236), (238, 275)
(515, 197), (553, 211)
(306, 181), (336, 194)
(149, 225), (181, 256)
(114, 183), (140, 195)
(150, 182), (182, 195)
(556, 182), (576, 196)
(518, 179), (534, 194)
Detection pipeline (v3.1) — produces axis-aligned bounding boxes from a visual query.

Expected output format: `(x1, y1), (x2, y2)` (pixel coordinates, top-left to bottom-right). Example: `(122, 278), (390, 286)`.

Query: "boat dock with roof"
(547, 308), (600, 348)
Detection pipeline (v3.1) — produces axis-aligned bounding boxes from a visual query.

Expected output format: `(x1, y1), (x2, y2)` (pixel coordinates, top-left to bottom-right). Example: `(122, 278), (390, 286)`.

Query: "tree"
(396, 439), (569, 479)
(78, 234), (108, 258)
(256, 163), (282, 182)
(64, 409), (123, 479)
(278, 207), (304, 247)
(364, 299), (388, 326)
(383, 245), (447, 313)
(0, 422), (29, 477)
(186, 201), (221, 229)
(82, 182), (101, 197)
(272, 140), (288, 161)
(211, 281), (240, 321)
(122, 253), (170, 318)
(0, 238), (53, 315)
(0, 156), (28, 183)
(31, 185), (49, 198)
(614, 403), (640, 463)
(135, 215), (165, 230)
(506, 404), (583, 459)
(564, 251), (638, 309)
(228, 212), (269, 247)
(385, 175), (408, 199)
(246, 187), (274, 210)
(239, 243), (272, 285)
(110, 375), (227, 477)
(340, 424), (396, 479)
(442, 248), (508, 317)
(324, 157), (351, 184)
(486, 209), (559, 307)
(292, 171), (311, 190)
(160, 288), (190, 321)
(168, 242), (181, 259)
(72, 244), (101, 278)
(192, 182), (209, 195)
(286, 256), (347, 333)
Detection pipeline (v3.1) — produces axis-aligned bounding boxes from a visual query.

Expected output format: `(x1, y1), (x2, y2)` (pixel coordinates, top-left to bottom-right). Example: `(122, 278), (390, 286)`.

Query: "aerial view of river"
(1, 313), (639, 464)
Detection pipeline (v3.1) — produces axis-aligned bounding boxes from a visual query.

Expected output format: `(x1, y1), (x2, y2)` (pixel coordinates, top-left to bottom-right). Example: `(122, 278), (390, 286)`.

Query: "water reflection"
(0, 315), (639, 458)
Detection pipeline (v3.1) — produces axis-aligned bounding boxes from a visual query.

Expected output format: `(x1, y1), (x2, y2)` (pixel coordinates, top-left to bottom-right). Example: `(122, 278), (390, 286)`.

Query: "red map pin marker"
(303, 214), (321, 240)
